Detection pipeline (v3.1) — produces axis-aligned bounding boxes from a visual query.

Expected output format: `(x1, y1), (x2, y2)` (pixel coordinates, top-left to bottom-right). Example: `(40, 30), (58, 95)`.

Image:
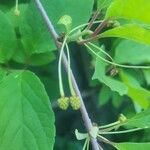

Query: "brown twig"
(78, 19), (109, 45)
(34, 0), (103, 149)
(86, 10), (100, 30)
(92, 19), (109, 37)
(78, 34), (99, 44)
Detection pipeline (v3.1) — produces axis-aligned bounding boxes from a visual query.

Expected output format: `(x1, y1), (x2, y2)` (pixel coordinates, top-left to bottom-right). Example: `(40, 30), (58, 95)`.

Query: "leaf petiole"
(99, 121), (120, 129)
(85, 43), (150, 69)
(88, 42), (114, 62)
(58, 36), (68, 97)
(65, 44), (76, 96)
(99, 127), (144, 135)
(82, 138), (89, 150)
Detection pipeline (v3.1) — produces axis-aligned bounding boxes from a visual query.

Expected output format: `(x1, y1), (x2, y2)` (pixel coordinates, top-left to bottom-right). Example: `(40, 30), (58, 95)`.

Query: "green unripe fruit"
(14, 9), (20, 16)
(118, 114), (127, 123)
(58, 97), (69, 110)
(70, 96), (81, 110)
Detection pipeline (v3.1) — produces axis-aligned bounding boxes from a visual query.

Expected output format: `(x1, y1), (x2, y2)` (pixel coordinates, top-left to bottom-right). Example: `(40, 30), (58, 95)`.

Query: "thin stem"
(58, 37), (67, 97)
(66, 44), (76, 96)
(79, 35), (99, 44)
(99, 124), (121, 132)
(99, 128), (143, 135)
(99, 121), (120, 129)
(68, 20), (103, 37)
(88, 42), (114, 62)
(87, 138), (90, 150)
(78, 20), (109, 44)
(68, 29), (93, 42)
(97, 135), (114, 145)
(97, 135), (117, 150)
(14, 0), (20, 16)
(86, 11), (100, 30)
(15, 0), (19, 10)
(85, 43), (150, 69)
(82, 138), (88, 150)
(34, 0), (102, 149)
(92, 19), (109, 37)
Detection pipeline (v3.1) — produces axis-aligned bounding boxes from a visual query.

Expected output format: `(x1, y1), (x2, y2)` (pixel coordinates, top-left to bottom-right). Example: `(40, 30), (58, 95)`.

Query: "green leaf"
(123, 109), (150, 128)
(120, 70), (150, 109)
(6, 4), (55, 66)
(114, 142), (150, 150)
(143, 69), (150, 86)
(112, 92), (122, 108)
(0, 10), (16, 63)
(100, 24), (150, 45)
(98, 85), (111, 106)
(13, 49), (56, 66)
(28, 52), (56, 66)
(105, 0), (150, 25)
(92, 51), (128, 96)
(114, 39), (150, 64)
(0, 2), (13, 12)
(97, 0), (113, 10)
(13, 40), (55, 66)
(6, 4), (28, 28)
(20, 3), (56, 55)
(0, 71), (55, 149)
(0, 67), (7, 82)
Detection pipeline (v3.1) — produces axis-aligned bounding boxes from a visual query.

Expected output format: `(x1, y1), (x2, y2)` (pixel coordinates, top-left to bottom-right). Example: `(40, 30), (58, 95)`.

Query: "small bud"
(58, 97), (69, 110)
(107, 20), (120, 28)
(14, 9), (20, 16)
(118, 114), (127, 123)
(113, 21), (120, 27)
(70, 96), (81, 110)
(58, 15), (72, 32)
(107, 20), (114, 27)
(110, 68), (118, 76)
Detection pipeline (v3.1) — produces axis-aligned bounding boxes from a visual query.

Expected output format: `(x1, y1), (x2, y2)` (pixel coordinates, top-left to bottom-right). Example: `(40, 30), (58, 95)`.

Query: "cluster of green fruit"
(58, 96), (81, 110)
